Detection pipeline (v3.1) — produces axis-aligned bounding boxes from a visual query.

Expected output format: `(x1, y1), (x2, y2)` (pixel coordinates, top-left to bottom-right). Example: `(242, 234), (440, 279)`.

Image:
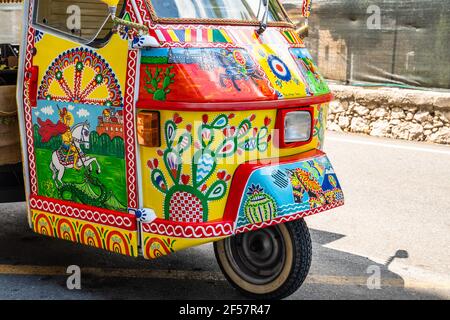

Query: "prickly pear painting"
(32, 48), (127, 212)
(139, 48), (277, 102)
(147, 112), (273, 223)
(290, 48), (330, 96)
(243, 184), (277, 224)
(236, 155), (344, 228)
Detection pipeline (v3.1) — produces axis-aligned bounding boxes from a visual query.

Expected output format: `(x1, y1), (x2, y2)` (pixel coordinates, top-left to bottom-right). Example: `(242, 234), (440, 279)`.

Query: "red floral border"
(142, 219), (234, 238)
(124, 50), (139, 209)
(29, 196), (137, 230)
(23, 0), (37, 195)
(22, 1), (139, 230)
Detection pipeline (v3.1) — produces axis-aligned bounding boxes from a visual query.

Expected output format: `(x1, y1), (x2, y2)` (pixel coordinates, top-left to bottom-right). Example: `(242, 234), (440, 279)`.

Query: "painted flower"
(34, 30), (44, 43)
(247, 184), (264, 196)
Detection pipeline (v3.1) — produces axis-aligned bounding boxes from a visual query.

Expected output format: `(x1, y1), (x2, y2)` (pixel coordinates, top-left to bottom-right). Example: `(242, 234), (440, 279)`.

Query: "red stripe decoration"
(148, 29), (159, 41)
(302, 0), (312, 18)
(136, 93), (334, 111)
(142, 218), (234, 239)
(125, 0), (139, 27)
(135, 0), (152, 26)
(23, 0), (37, 195)
(160, 29), (172, 42)
(29, 196), (137, 230)
(124, 50), (139, 210)
(202, 29), (209, 42)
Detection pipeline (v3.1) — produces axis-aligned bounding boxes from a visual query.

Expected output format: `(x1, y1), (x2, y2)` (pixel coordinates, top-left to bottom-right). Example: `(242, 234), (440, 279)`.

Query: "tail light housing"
(275, 107), (314, 148)
(137, 111), (160, 147)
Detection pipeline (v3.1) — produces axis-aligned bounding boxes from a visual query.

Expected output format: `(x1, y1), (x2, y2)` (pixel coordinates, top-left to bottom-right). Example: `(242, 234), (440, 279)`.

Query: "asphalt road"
(0, 132), (449, 300)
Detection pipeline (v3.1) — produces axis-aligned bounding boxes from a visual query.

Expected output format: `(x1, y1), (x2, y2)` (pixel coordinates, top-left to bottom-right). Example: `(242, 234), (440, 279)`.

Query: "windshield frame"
(145, 0), (293, 27)
(31, 0), (127, 48)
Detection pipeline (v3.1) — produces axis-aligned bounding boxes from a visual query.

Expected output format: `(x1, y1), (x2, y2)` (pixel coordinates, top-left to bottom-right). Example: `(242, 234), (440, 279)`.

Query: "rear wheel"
(214, 219), (312, 300)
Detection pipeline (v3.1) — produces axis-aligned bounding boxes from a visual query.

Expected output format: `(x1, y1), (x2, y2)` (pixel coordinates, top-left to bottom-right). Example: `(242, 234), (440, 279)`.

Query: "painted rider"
(37, 105), (83, 170)
(59, 107), (81, 170)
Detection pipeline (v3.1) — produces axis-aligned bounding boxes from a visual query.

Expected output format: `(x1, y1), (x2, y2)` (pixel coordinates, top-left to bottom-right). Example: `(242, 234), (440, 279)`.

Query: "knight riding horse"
(37, 105), (101, 186)
(38, 105), (81, 170)
(59, 107), (82, 170)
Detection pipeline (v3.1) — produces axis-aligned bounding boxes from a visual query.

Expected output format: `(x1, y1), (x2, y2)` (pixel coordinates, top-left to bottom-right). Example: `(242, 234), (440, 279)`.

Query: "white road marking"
(327, 136), (450, 155)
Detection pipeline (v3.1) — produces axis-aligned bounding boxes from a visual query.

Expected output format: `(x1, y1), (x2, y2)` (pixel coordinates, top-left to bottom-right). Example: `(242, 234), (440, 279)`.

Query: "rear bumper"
(139, 150), (343, 259)
(225, 149), (344, 234)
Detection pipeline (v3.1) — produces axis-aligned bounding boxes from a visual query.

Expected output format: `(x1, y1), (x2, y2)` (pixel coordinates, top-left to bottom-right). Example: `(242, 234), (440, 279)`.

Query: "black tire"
(214, 219), (312, 300)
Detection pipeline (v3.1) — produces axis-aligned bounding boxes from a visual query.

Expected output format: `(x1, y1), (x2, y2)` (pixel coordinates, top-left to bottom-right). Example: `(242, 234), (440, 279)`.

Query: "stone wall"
(327, 84), (450, 145)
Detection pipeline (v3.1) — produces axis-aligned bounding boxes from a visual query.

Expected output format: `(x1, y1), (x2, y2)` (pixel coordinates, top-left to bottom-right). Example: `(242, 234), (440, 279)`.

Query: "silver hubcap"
(224, 226), (286, 285)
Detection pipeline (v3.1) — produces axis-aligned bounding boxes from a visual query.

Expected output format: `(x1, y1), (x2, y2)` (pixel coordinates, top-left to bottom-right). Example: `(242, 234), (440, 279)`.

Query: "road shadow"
(0, 203), (444, 300)
(302, 228), (438, 300)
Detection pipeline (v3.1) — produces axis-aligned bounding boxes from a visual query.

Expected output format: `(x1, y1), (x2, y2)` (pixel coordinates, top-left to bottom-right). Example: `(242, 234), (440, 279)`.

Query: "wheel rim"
(224, 226), (286, 285)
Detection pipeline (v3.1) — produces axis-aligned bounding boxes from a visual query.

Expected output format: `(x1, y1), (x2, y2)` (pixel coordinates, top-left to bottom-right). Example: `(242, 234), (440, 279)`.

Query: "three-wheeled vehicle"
(16, 0), (344, 299)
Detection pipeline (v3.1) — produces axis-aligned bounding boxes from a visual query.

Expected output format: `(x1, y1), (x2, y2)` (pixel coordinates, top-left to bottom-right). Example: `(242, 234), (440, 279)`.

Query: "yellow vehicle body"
(16, 0), (343, 298)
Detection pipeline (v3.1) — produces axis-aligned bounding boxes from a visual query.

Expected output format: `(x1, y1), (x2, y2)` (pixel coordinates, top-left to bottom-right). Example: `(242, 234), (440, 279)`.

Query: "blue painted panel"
(236, 154), (344, 228)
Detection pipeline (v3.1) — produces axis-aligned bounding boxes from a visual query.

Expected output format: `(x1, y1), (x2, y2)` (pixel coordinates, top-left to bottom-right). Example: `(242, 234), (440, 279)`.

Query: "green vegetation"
(33, 125), (125, 157)
(85, 131), (125, 158)
(35, 148), (127, 209)
(141, 56), (168, 65)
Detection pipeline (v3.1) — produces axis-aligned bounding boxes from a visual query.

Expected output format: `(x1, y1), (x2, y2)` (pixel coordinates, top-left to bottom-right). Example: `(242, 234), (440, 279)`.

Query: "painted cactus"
(143, 66), (175, 101)
(148, 113), (272, 223)
(243, 184), (277, 224)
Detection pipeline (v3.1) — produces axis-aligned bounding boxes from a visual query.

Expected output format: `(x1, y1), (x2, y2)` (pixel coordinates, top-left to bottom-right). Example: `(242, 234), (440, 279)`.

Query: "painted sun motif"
(38, 48), (123, 107)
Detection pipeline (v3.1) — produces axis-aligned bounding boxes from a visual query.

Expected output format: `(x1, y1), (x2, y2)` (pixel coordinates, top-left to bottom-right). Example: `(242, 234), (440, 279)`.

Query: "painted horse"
(215, 50), (265, 91)
(50, 122), (101, 186)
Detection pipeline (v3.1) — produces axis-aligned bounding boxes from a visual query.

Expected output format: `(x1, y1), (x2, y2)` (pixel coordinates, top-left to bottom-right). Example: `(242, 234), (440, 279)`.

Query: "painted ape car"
(16, 0), (343, 299)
